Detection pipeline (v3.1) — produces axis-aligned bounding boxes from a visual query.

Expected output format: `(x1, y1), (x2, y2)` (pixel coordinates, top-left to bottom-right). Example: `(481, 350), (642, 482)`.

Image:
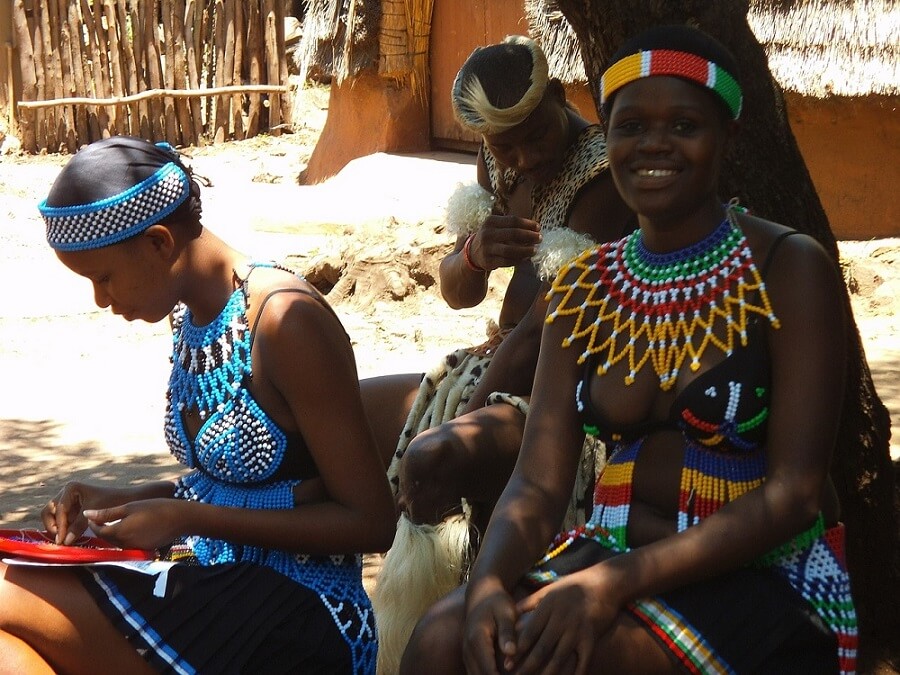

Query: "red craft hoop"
(0, 529), (154, 563)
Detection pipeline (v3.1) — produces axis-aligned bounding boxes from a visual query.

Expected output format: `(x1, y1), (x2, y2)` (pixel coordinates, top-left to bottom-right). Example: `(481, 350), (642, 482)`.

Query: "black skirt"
(78, 562), (357, 674)
(523, 538), (838, 674)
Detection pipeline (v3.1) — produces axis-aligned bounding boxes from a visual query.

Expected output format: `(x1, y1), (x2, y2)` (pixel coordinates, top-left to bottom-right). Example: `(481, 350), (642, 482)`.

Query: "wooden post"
(59, 0), (86, 149)
(183, 0), (205, 143)
(170, 0), (194, 146)
(231, 0), (245, 140)
(36, 1), (57, 149)
(263, 0), (280, 133)
(246, 0), (262, 137)
(14, 0), (39, 151)
(114, 0), (140, 138)
(213, 0), (229, 142)
(1, 0), (16, 137)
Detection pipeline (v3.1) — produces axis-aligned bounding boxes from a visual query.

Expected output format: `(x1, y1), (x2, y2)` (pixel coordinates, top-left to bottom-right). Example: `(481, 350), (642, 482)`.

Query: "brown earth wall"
(304, 76), (898, 242)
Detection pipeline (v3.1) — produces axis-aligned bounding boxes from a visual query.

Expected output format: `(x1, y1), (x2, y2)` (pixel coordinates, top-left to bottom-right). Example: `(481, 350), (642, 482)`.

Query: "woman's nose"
(638, 124), (671, 152)
(92, 282), (111, 308)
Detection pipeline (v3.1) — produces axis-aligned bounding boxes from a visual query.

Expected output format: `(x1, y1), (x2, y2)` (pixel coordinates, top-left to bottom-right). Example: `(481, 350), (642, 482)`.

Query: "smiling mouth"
(636, 168), (677, 178)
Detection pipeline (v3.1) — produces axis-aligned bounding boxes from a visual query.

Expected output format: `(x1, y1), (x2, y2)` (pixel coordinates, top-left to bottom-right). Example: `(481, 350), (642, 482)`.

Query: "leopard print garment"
(482, 124), (609, 229)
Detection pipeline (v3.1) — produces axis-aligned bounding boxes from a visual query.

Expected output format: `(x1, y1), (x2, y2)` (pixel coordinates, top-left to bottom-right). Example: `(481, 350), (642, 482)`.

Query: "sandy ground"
(1, 86), (897, 536)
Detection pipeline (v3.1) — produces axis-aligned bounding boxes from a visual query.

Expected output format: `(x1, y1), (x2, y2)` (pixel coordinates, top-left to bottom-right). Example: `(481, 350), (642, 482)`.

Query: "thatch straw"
(748, 0), (899, 97)
(524, 0), (586, 83)
(524, 0), (899, 98)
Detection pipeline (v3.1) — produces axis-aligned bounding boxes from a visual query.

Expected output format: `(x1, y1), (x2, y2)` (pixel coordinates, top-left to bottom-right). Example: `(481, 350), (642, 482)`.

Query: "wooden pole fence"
(17, 85), (289, 109)
(4, 0), (289, 152)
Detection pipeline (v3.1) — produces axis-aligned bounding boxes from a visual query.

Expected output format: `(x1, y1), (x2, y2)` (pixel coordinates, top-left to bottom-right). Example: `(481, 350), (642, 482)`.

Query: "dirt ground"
(0, 84), (897, 534)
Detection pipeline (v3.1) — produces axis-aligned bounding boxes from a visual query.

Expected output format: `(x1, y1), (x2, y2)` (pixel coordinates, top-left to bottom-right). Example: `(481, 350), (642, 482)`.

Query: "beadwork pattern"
(40, 161), (191, 251)
(532, 216), (857, 673)
(546, 212), (779, 390)
(163, 262), (376, 674)
(600, 49), (743, 119)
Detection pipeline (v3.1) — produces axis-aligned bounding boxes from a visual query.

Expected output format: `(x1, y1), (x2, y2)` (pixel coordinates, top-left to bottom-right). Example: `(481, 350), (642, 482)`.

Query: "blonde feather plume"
(533, 227), (596, 280)
(445, 181), (494, 237)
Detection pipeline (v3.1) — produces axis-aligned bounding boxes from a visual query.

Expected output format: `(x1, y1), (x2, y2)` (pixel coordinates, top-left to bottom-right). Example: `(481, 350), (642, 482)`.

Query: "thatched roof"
(524, 0), (899, 98)
(294, 0), (382, 84)
(748, 0), (899, 97)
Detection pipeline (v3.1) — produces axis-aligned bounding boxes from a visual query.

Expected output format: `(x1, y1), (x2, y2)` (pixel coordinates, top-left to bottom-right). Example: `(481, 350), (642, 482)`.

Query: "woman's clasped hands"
(464, 567), (618, 675)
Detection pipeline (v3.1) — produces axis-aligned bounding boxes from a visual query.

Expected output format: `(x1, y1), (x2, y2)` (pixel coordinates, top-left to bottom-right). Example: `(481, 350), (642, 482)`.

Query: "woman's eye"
(616, 120), (643, 134)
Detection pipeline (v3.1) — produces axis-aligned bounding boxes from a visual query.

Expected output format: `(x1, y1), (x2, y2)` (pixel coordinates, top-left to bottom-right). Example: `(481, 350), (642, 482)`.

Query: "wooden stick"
(12, 0), (36, 151)
(114, 0), (140, 136)
(161, 0), (180, 144)
(102, 0), (125, 136)
(142, 0), (165, 137)
(61, 0), (88, 145)
(85, 0), (112, 137)
(92, 0), (115, 135)
(245, 0), (262, 137)
(17, 85), (289, 109)
(182, 0), (205, 142)
(213, 0), (228, 142)
(170, 0), (195, 146)
(231, 0), (245, 140)
(37, 0), (58, 149)
(262, 0), (280, 133)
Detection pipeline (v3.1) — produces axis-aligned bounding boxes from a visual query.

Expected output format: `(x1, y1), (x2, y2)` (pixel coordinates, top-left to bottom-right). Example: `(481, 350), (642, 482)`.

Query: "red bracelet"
(463, 233), (486, 273)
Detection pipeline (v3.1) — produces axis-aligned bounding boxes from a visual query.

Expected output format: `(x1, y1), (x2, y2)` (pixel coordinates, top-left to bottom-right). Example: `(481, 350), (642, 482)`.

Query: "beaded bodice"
(164, 283), (288, 484)
(161, 263), (376, 674)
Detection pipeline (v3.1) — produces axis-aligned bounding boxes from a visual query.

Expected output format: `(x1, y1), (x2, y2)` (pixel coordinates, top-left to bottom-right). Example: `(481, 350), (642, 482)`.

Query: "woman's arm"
(440, 151), (542, 310)
(461, 284), (589, 672)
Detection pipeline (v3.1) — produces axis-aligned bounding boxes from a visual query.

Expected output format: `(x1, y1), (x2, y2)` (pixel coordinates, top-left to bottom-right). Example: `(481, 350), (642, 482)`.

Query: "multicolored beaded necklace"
(546, 206), (779, 390)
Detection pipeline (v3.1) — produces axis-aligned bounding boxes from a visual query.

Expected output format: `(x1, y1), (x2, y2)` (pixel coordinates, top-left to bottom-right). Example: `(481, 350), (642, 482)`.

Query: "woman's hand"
(468, 216), (541, 272)
(463, 577), (519, 675)
(42, 481), (113, 545)
(512, 569), (619, 675)
(83, 499), (183, 551)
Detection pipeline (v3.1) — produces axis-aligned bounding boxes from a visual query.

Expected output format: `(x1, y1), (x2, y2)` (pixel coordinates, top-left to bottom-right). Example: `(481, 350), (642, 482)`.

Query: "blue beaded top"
(162, 263), (377, 674)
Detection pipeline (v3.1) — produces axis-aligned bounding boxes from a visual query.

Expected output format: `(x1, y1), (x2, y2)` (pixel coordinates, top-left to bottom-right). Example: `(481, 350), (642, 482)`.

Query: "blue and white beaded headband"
(39, 159), (191, 252)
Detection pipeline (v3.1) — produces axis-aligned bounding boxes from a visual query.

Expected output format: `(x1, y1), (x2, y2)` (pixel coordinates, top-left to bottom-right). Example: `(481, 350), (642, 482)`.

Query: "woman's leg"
(401, 583), (678, 675)
(360, 373), (423, 469)
(0, 563), (154, 675)
(399, 585), (467, 675)
(397, 402), (526, 529)
(0, 630), (55, 674)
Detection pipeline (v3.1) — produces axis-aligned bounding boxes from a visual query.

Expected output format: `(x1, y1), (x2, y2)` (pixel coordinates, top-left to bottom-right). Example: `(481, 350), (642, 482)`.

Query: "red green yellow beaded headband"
(600, 49), (743, 119)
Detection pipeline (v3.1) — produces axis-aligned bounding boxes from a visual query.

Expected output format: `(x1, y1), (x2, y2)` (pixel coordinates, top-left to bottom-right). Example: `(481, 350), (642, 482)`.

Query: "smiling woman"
(401, 24), (858, 675)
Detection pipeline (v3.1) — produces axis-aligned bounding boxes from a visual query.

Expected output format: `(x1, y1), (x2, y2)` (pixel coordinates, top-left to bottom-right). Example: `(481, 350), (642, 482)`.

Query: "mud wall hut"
(298, 0), (898, 241)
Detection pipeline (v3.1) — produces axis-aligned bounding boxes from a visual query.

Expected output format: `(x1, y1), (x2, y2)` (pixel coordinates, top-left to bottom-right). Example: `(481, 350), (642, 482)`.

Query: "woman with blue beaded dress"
(0, 136), (395, 674)
(401, 24), (857, 675)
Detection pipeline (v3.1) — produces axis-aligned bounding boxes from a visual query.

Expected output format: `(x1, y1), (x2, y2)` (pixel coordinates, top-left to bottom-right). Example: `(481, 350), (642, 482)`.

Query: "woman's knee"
(400, 589), (465, 674)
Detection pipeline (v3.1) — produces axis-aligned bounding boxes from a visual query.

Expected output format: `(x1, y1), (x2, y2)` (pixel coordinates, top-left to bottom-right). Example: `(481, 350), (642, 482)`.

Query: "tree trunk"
(553, 0), (899, 668)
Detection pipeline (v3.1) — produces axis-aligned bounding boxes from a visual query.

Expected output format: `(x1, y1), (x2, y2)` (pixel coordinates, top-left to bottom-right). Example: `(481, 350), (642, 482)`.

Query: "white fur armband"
(445, 181), (494, 237)
(533, 227), (596, 281)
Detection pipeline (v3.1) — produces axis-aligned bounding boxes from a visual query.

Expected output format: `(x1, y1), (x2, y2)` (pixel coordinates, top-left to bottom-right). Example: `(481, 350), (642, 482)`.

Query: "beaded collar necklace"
(167, 269), (252, 420)
(546, 206), (779, 390)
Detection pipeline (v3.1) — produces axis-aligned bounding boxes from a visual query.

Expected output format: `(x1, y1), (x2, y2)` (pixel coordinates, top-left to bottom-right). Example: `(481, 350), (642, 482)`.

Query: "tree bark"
(554, 0), (899, 668)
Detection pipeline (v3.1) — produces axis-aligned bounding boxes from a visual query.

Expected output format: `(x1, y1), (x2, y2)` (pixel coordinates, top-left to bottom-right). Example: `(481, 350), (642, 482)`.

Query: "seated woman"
(401, 24), (857, 675)
(0, 137), (395, 674)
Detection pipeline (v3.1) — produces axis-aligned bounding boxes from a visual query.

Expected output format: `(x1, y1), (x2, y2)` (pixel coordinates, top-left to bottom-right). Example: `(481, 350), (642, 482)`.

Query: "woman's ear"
(141, 224), (177, 261)
(547, 78), (567, 105)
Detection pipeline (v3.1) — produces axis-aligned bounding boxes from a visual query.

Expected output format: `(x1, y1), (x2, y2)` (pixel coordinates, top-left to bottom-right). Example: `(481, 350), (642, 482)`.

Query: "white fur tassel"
(445, 181), (494, 237)
(372, 513), (471, 674)
(533, 227), (596, 281)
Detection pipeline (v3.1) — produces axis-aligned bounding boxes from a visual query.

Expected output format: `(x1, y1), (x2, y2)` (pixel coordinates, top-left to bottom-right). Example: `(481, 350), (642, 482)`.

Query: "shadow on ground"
(0, 418), (181, 528)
